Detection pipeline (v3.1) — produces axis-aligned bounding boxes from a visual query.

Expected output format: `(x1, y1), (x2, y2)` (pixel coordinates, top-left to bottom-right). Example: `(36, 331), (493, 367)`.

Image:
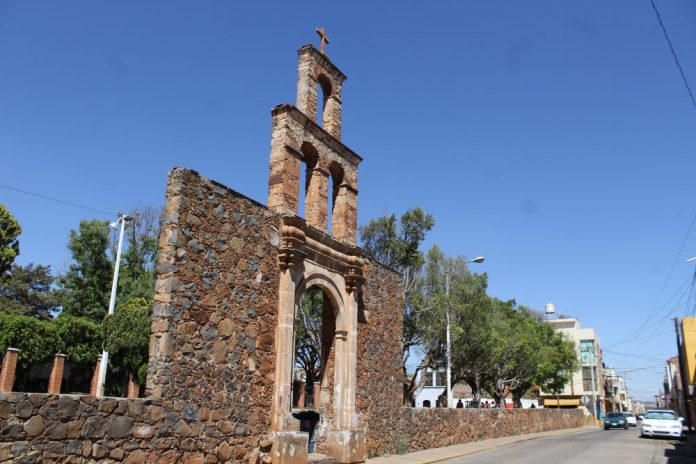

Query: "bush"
(0, 312), (57, 368)
(103, 297), (151, 385)
(53, 314), (103, 364)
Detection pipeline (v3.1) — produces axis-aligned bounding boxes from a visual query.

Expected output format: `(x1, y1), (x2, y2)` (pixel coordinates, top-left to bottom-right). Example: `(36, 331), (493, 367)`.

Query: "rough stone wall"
(145, 167), (282, 460)
(356, 261), (404, 434)
(0, 392), (276, 463)
(369, 408), (584, 458)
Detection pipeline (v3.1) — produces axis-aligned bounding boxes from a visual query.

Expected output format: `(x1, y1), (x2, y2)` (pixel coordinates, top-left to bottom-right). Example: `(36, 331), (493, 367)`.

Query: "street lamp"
(445, 256), (485, 408)
(95, 213), (132, 397)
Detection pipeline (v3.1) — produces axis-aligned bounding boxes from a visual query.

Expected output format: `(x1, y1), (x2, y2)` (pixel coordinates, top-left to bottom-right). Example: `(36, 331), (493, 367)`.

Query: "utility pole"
(672, 317), (693, 431)
(95, 214), (131, 397)
(589, 345), (598, 420)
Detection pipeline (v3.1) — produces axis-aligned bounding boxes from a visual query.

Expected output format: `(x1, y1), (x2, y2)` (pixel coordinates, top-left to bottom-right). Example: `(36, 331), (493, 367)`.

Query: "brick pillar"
(127, 374), (139, 399)
(0, 348), (20, 392)
(89, 355), (102, 396)
(47, 353), (66, 394)
(331, 184), (358, 246)
(305, 167), (329, 231)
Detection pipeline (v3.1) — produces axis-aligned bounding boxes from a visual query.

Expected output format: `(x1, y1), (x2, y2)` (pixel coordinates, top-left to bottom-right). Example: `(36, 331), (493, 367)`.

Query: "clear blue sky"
(1, 1), (695, 401)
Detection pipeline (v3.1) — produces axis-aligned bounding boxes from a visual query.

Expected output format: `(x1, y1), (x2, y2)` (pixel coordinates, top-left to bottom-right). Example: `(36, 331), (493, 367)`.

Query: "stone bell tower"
(267, 39), (367, 463)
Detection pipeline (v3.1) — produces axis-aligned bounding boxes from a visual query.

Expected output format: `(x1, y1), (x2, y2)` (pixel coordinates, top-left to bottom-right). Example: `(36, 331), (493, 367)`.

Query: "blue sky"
(1, 1), (695, 400)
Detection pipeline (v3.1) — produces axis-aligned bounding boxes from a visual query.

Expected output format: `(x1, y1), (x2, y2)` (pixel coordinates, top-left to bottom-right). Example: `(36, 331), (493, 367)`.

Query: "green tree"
(359, 208), (435, 405)
(0, 264), (58, 318)
(0, 312), (56, 369)
(53, 314), (103, 364)
(103, 297), (152, 386)
(534, 331), (578, 401)
(116, 207), (160, 302)
(58, 219), (113, 321)
(0, 204), (21, 275)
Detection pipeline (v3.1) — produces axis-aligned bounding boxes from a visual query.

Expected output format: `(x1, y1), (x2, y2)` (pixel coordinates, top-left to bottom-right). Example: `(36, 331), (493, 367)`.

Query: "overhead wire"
(650, 0), (696, 110)
(0, 183), (118, 218)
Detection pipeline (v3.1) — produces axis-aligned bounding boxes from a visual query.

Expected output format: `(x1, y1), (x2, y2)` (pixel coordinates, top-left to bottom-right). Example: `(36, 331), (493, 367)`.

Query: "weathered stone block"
(271, 432), (308, 464)
(327, 429), (366, 463)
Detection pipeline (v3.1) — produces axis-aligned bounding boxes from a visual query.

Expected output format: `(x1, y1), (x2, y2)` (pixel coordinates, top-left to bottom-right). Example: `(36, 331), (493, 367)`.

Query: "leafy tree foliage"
(0, 204), (21, 275)
(103, 297), (152, 386)
(115, 207), (160, 302)
(0, 312), (56, 369)
(53, 314), (103, 364)
(359, 208), (435, 405)
(0, 264), (59, 319)
(58, 219), (113, 321)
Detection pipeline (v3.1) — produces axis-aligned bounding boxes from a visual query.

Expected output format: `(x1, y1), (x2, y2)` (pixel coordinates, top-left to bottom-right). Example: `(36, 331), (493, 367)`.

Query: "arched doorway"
(292, 286), (336, 410)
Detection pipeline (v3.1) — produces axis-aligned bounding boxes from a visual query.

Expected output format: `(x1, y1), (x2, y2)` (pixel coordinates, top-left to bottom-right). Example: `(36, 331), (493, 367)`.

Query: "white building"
(541, 313), (604, 416)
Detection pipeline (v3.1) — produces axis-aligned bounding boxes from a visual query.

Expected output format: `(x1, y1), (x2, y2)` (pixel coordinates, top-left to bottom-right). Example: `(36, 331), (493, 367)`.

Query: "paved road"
(440, 426), (695, 464)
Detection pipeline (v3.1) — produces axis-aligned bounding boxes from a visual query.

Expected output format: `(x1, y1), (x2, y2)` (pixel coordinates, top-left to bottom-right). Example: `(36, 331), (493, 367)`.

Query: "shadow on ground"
(664, 431), (696, 464)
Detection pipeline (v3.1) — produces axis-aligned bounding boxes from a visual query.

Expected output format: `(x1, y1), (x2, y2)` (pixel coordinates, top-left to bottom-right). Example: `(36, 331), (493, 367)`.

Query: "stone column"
(47, 353), (66, 394)
(271, 268), (298, 431)
(305, 167), (329, 232)
(89, 355), (102, 396)
(296, 51), (318, 121)
(127, 374), (139, 399)
(323, 93), (343, 140)
(268, 139), (301, 216)
(331, 184), (358, 246)
(0, 348), (20, 393)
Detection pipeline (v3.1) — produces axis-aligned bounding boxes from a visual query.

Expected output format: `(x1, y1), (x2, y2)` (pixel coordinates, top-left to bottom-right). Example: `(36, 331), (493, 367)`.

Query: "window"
(422, 400), (431, 408)
(580, 340), (595, 365)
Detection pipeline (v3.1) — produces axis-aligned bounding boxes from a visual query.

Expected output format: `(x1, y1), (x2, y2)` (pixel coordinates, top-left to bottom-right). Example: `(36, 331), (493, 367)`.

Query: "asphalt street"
(440, 426), (696, 464)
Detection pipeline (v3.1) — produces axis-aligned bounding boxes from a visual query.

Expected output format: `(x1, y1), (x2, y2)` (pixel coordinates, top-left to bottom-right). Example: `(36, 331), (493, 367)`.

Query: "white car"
(622, 412), (637, 427)
(640, 409), (684, 439)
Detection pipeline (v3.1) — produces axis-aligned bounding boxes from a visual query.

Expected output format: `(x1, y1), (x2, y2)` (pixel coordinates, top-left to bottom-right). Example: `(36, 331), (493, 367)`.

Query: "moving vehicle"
(640, 409), (684, 439)
(603, 412), (628, 430)
(622, 412), (637, 427)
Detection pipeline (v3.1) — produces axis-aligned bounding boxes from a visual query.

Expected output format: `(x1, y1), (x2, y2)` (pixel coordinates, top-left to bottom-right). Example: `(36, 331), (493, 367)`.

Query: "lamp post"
(445, 256), (485, 408)
(95, 213), (132, 397)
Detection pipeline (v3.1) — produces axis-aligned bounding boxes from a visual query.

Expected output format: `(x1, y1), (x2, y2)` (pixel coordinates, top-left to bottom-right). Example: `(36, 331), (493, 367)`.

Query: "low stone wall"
(0, 392), (584, 463)
(0, 392), (269, 463)
(367, 407), (585, 458)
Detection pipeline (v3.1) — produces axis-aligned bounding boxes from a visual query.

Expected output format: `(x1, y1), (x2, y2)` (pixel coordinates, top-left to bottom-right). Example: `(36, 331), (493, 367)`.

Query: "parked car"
(622, 412), (637, 427)
(640, 409), (684, 439)
(603, 412), (628, 430)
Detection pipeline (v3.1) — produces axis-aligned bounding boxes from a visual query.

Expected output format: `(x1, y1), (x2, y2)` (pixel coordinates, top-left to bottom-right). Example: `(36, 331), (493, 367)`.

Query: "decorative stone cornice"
(277, 216), (365, 290)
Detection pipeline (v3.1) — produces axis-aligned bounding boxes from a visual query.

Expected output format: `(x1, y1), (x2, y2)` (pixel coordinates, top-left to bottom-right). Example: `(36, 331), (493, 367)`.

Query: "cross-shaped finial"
(315, 27), (330, 54)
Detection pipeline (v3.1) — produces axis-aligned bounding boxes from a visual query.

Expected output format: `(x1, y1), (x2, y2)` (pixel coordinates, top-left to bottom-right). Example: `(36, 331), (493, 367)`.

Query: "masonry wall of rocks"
(369, 407), (584, 458)
(0, 392), (278, 463)
(144, 167), (282, 462)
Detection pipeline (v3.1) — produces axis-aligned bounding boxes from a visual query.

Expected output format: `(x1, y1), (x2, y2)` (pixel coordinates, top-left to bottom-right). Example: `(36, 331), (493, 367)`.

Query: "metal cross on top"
(315, 27), (330, 54)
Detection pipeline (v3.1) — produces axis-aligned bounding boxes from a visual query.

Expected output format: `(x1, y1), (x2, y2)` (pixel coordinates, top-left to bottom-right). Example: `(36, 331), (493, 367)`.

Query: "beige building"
(541, 315), (604, 417)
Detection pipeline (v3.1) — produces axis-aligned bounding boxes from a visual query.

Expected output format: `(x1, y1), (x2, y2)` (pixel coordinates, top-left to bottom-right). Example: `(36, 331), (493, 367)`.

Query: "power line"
(0, 183), (118, 217)
(650, 0), (696, 110)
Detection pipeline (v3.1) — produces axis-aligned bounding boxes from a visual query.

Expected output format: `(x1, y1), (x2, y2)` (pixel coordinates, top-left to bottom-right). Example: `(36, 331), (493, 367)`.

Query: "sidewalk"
(365, 426), (597, 464)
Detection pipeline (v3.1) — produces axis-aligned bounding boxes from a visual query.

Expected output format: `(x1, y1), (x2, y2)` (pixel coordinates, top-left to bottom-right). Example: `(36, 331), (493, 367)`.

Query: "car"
(603, 412), (628, 430)
(640, 409), (684, 439)
(622, 412), (637, 427)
